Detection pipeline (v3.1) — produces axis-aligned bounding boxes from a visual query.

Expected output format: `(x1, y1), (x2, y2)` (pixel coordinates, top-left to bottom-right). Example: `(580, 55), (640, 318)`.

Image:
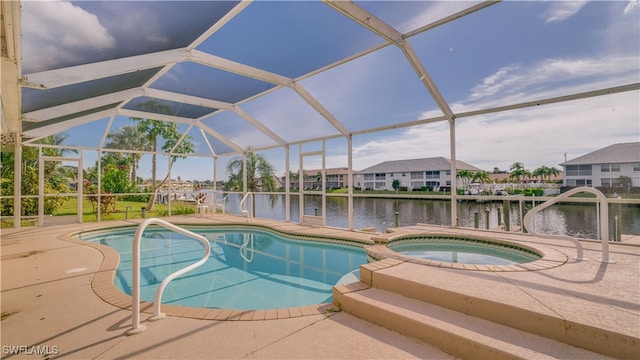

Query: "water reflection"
(211, 192), (640, 240)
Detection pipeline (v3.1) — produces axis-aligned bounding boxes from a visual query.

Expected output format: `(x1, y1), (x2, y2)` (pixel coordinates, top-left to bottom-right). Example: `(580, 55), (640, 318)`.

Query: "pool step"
(334, 283), (612, 360)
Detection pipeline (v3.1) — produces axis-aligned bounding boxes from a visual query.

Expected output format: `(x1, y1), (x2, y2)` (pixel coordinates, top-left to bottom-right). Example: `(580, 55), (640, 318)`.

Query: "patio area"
(2, 215), (638, 359)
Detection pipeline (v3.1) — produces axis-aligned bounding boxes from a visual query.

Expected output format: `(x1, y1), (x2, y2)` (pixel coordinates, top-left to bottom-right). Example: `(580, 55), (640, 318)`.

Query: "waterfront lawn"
(54, 198), (196, 222)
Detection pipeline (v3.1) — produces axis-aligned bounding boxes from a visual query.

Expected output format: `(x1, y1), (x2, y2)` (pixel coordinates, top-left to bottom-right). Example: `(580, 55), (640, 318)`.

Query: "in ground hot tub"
(366, 233), (567, 272)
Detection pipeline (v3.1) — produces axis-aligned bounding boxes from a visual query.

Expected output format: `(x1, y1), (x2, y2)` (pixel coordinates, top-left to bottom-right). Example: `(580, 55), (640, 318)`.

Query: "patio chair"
(195, 194), (210, 217)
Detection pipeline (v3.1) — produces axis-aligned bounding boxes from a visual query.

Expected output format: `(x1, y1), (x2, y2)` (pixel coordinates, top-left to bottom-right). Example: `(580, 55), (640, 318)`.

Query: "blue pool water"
(388, 238), (540, 265)
(80, 227), (366, 310)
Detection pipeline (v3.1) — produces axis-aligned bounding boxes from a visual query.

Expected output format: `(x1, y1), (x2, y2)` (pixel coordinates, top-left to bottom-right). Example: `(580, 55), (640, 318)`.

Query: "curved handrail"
(127, 218), (210, 335)
(240, 192), (252, 222)
(240, 233), (254, 263)
(523, 186), (612, 263)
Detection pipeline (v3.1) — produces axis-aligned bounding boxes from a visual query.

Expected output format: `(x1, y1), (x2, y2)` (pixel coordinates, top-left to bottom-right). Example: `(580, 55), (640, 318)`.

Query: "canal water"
(205, 192), (640, 240)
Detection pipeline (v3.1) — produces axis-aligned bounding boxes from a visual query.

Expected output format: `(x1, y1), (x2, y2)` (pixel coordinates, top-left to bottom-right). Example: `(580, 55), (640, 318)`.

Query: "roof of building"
(302, 167), (350, 177)
(357, 157), (481, 174)
(560, 142), (640, 166)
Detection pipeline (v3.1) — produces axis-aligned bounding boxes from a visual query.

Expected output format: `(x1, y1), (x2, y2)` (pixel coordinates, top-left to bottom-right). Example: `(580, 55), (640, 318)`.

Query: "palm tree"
(105, 125), (152, 183)
(509, 162), (527, 184)
(532, 166), (548, 183)
(1, 134), (77, 215)
(225, 152), (276, 216)
(225, 152), (276, 192)
(510, 162), (524, 171)
(456, 169), (473, 191)
(35, 134), (79, 185)
(472, 170), (490, 193)
(131, 100), (195, 211)
(547, 167), (560, 182)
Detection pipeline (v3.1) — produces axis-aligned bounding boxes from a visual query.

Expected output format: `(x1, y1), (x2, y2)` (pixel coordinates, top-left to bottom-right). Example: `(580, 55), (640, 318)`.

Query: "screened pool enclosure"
(1, 1), (638, 229)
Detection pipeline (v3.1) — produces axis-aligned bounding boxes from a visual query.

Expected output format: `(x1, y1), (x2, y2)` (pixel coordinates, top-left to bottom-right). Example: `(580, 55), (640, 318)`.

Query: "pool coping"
(56, 218), (568, 322)
(366, 231), (568, 272)
(57, 220), (359, 321)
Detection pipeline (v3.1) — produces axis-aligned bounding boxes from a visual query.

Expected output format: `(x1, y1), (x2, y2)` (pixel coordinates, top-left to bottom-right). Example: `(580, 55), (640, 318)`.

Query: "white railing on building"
(127, 218), (210, 335)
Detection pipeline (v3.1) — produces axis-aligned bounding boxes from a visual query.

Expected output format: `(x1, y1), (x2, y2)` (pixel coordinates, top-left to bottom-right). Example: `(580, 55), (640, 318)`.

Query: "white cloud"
(397, 1), (483, 33)
(21, 0), (115, 72)
(624, 0), (638, 15)
(544, 1), (588, 23)
(352, 90), (639, 172)
(466, 55), (639, 105)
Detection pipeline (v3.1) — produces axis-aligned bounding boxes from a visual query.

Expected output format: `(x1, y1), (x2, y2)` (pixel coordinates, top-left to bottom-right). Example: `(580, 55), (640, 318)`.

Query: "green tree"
(0, 134), (75, 217)
(392, 179), (400, 193)
(456, 169), (473, 190)
(619, 176), (632, 193)
(316, 171), (323, 189)
(532, 166), (549, 182)
(472, 170), (490, 193)
(509, 162), (528, 183)
(131, 100), (195, 211)
(105, 125), (152, 183)
(510, 162), (524, 171)
(225, 152), (277, 216)
(288, 170), (299, 189)
(547, 167), (560, 181)
(225, 152), (276, 192)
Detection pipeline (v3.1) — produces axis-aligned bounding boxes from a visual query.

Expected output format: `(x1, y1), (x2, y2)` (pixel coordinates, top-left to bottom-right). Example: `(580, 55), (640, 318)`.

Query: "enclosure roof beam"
(190, 49), (293, 87)
(22, 108), (116, 139)
(292, 83), (350, 137)
(21, 48), (188, 90)
(144, 88), (233, 111)
(118, 109), (195, 125)
(187, 1), (251, 50)
(232, 106), (287, 146)
(22, 88), (142, 122)
(325, 0), (454, 121)
(196, 122), (243, 153)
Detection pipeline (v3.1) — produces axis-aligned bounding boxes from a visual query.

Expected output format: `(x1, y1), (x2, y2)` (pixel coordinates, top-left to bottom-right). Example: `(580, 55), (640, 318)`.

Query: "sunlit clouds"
(543, 1), (588, 23)
(21, 0), (115, 73)
(624, 0), (638, 15)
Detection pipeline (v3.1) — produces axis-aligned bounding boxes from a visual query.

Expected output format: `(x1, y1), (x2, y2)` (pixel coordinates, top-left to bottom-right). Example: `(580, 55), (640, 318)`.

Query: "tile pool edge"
(57, 222), (345, 321)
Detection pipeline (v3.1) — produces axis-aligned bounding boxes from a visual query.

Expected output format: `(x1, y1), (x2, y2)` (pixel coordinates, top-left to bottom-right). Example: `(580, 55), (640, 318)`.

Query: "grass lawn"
(54, 198), (196, 222)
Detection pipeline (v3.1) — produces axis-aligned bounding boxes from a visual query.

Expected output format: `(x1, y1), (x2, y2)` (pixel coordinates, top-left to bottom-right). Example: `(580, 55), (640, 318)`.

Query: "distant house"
(354, 157), (481, 191)
(282, 167), (349, 190)
(560, 142), (640, 188)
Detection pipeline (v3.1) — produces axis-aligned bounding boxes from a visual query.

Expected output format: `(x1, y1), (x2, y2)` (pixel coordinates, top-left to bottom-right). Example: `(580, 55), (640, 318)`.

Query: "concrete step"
(334, 284), (612, 360)
(349, 259), (636, 359)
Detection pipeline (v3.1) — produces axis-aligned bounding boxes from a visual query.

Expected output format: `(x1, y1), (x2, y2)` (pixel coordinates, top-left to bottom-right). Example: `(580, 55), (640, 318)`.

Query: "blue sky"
(21, 1), (640, 181)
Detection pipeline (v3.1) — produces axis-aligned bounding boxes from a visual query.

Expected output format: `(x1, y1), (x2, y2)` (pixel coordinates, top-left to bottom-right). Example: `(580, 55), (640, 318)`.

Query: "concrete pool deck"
(1, 215), (638, 359)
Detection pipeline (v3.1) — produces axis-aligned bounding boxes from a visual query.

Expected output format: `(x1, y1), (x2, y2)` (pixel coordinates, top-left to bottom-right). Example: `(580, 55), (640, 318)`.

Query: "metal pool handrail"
(240, 233), (254, 263)
(127, 218), (211, 335)
(523, 186), (612, 263)
(240, 192), (252, 222)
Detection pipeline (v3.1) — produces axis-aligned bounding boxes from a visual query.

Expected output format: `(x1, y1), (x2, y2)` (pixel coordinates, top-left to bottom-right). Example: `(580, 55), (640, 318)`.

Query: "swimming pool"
(79, 226), (367, 310)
